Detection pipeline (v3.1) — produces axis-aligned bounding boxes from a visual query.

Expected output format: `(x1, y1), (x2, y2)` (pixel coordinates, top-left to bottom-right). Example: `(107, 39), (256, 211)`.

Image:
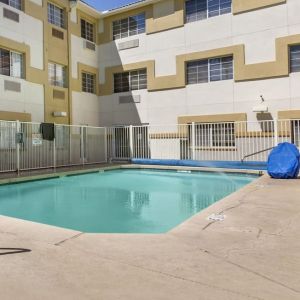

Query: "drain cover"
(207, 214), (226, 221)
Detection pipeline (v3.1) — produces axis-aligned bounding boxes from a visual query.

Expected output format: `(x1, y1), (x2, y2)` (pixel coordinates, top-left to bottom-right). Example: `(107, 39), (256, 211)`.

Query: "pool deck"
(0, 168), (299, 299)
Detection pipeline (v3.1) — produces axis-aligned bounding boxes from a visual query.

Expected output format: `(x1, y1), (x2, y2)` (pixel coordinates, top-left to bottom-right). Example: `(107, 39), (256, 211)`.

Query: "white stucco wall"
(0, 3), (44, 122)
(0, 75), (44, 122)
(0, 3), (44, 69)
(98, 0), (300, 126)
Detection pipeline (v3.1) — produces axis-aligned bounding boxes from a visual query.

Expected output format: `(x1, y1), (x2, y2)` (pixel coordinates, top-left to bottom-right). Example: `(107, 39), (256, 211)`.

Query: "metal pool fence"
(0, 119), (299, 172)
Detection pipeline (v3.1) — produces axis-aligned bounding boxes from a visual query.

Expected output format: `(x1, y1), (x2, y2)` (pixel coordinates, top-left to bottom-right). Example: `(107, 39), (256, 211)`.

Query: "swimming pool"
(0, 169), (257, 233)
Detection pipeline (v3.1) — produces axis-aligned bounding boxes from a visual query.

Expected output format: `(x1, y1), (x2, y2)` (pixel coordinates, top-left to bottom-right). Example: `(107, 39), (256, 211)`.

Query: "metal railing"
(0, 121), (107, 173)
(0, 119), (299, 173)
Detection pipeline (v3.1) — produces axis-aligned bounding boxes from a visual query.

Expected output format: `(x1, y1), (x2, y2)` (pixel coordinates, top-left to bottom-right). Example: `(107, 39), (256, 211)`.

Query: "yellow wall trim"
(72, 63), (101, 96)
(233, 0), (286, 14)
(0, 36), (47, 84)
(278, 110), (300, 120)
(0, 111), (31, 122)
(94, 0), (287, 45)
(178, 113), (247, 124)
(99, 35), (300, 95)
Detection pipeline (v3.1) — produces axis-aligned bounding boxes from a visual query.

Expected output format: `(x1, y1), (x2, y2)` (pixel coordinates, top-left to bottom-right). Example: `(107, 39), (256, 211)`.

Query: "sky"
(84, 0), (138, 11)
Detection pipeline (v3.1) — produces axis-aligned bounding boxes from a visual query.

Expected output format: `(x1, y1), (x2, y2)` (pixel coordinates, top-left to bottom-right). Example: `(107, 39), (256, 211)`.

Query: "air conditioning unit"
(83, 40), (96, 51)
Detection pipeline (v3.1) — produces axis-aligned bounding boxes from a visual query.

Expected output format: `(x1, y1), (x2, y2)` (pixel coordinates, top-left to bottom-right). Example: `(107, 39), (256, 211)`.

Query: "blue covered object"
(131, 159), (267, 170)
(267, 143), (300, 179)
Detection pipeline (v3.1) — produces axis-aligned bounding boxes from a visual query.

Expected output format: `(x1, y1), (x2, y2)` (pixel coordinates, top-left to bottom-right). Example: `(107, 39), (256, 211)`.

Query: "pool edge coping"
(0, 164), (265, 238)
(0, 164), (264, 186)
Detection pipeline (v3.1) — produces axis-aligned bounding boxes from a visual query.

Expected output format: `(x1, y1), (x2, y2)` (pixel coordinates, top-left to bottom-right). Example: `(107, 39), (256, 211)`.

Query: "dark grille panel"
(3, 8), (19, 22)
(4, 80), (21, 92)
(53, 89), (65, 99)
(52, 28), (64, 40)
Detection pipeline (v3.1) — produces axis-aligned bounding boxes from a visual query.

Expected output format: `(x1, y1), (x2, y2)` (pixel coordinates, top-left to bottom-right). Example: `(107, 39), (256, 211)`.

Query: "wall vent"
(84, 40), (96, 51)
(118, 39), (139, 51)
(53, 89), (65, 99)
(52, 28), (64, 40)
(3, 8), (19, 23)
(4, 80), (21, 92)
(119, 95), (141, 104)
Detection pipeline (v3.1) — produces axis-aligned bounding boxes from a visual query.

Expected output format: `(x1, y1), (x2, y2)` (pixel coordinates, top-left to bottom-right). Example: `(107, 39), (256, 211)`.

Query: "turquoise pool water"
(0, 169), (257, 233)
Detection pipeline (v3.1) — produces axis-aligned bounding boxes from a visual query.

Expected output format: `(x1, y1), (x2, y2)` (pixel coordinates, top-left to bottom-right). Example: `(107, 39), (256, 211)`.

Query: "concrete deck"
(0, 174), (299, 299)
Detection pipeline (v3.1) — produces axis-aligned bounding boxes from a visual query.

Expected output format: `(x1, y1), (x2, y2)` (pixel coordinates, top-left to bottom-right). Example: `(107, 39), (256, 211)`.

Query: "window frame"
(186, 56), (233, 85)
(82, 72), (96, 94)
(47, 2), (65, 29)
(112, 13), (146, 40)
(191, 122), (236, 149)
(114, 69), (147, 93)
(48, 62), (67, 88)
(185, 0), (232, 24)
(290, 45), (300, 73)
(0, 48), (24, 79)
(81, 19), (95, 43)
(0, 0), (22, 10)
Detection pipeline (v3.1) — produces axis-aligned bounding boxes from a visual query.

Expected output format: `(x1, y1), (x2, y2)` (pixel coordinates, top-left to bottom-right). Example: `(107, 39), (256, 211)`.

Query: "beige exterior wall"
(0, 0), (299, 127)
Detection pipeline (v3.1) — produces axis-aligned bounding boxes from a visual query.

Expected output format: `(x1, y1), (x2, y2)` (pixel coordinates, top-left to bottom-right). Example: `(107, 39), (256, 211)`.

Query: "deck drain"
(207, 214), (226, 222)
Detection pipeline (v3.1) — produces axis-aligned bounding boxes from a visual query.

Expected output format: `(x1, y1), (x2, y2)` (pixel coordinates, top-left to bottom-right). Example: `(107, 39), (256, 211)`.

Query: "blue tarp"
(267, 143), (300, 179)
(131, 159), (267, 170)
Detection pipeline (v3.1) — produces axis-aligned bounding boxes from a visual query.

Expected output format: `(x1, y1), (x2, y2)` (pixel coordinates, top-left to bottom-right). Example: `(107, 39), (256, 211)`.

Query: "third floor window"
(0, 0), (22, 10)
(185, 0), (232, 23)
(81, 19), (94, 42)
(113, 13), (146, 40)
(48, 3), (64, 28)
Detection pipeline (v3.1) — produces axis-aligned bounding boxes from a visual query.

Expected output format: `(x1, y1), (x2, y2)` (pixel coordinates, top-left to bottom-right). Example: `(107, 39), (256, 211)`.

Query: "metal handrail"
(241, 147), (274, 162)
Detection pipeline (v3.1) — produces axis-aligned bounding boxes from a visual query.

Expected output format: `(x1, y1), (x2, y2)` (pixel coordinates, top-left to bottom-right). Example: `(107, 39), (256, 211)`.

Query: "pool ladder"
(241, 147), (274, 162)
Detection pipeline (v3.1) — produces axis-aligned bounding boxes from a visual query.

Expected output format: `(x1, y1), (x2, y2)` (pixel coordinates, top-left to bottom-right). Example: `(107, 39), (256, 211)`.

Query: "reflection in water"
(129, 191), (150, 213)
(0, 170), (255, 233)
(180, 180), (240, 214)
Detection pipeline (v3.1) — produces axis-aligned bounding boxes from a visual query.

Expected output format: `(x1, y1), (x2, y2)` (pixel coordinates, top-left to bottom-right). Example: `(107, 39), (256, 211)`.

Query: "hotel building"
(0, 0), (299, 128)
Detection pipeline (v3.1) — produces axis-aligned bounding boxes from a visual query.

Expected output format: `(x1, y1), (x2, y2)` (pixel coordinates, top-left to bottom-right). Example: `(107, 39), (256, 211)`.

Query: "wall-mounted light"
(69, 0), (78, 9)
(253, 95), (268, 113)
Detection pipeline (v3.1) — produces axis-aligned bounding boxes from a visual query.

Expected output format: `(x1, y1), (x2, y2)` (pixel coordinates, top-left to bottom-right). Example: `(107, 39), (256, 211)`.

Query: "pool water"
(0, 169), (257, 233)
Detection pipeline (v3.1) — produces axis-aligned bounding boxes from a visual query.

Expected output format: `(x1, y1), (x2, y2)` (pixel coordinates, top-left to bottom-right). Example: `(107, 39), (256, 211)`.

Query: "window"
(291, 120), (300, 147)
(48, 63), (66, 87)
(290, 45), (300, 73)
(81, 19), (94, 42)
(193, 122), (235, 148)
(113, 13), (145, 40)
(82, 72), (96, 94)
(185, 0), (232, 23)
(48, 3), (64, 28)
(114, 69), (147, 93)
(0, 0), (22, 10)
(0, 48), (23, 78)
(187, 56), (233, 84)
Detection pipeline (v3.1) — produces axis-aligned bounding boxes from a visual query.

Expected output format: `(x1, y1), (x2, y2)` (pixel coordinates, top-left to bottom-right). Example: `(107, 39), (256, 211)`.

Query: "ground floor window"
(191, 122), (235, 147)
(291, 120), (300, 147)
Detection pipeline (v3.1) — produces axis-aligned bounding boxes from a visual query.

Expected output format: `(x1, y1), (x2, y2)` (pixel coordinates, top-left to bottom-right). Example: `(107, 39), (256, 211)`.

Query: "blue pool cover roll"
(131, 159), (267, 170)
(267, 143), (300, 179)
